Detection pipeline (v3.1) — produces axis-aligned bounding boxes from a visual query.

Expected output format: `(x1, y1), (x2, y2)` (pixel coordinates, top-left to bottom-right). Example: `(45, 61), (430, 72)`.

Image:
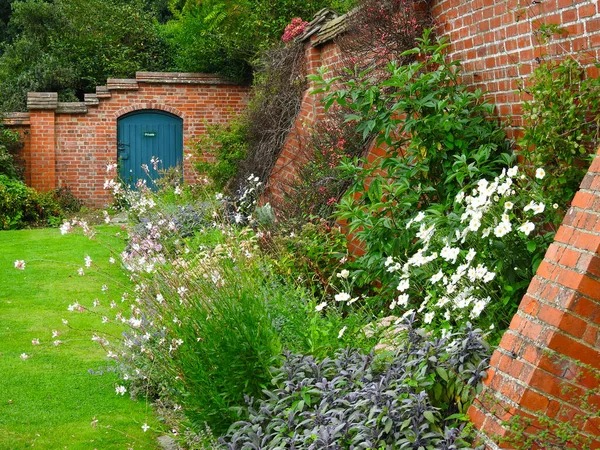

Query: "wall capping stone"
(56, 102), (88, 114)
(84, 93), (99, 106)
(96, 85), (111, 99)
(2, 112), (30, 126)
(27, 92), (58, 110)
(135, 71), (239, 85)
(107, 78), (139, 90)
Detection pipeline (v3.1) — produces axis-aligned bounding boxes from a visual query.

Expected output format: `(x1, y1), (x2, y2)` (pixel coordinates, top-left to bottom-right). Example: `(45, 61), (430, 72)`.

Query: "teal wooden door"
(117, 110), (183, 189)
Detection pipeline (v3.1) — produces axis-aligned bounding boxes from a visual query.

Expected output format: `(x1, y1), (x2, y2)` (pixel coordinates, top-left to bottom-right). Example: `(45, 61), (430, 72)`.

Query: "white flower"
(142, 423), (150, 432)
(115, 385), (127, 396)
(518, 221), (535, 236)
(535, 168), (546, 179)
(483, 271), (496, 283)
(440, 246), (460, 264)
(507, 166), (518, 177)
(481, 228), (491, 238)
(109, 256), (116, 264)
(504, 201), (514, 210)
(397, 293), (409, 307)
(334, 292), (351, 302)
(315, 302), (327, 312)
(493, 221), (512, 238)
(338, 326), (347, 339)
(20, 353), (31, 360)
(430, 270), (444, 284)
(470, 298), (489, 318)
(455, 191), (465, 203)
(414, 211), (426, 223)
(553, 203), (559, 209)
(396, 278), (410, 292)
(337, 269), (350, 279)
(78, 268), (85, 276)
(468, 217), (481, 232)
(497, 179), (512, 195)
(14, 260), (25, 270)
(444, 310), (451, 321)
(424, 311), (435, 324)
(416, 223), (436, 243)
(465, 248), (477, 262)
(60, 221), (72, 235)
(32, 338), (40, 345)
(532, 202), (545, 214)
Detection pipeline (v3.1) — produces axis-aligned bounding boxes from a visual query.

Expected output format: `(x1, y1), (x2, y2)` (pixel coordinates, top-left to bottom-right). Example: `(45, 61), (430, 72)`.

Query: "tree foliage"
(0, 0), (171, 111)
(161, 0), (356, 82)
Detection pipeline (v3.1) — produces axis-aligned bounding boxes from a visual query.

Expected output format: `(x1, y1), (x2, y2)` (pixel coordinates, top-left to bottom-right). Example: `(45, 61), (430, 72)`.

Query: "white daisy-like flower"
(396, 278), (410, 292)
(315, 302), (327, 312)
(535, 168), (545, 179)
(337, 269), (350, 279)
(397, 293), (410, 307)
(507, 166), (518, 177)
(424, 311), (435, 324)
(494, 221), (511, 238)
(334, 292), (351, 302)
(115, 385), (127, 396)
(465, 248), (477, 262)
(430, 270), (444, 284)
(518, 221), (535, 236)
(504, 201), (514, 210)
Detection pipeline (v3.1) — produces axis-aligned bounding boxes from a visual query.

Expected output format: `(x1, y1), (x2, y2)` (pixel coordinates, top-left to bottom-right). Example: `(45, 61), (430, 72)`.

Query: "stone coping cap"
(1, 112), (30, 126)
(56, 102), (88, 114)
(106, 78), (140, 90)
(135, 72), (239, 84)
(27, 92), (58, 109)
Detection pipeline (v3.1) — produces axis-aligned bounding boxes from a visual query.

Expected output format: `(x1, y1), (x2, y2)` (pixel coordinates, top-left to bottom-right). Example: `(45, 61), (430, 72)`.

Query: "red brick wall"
(430, 0), (600, 138)
(262, 38), (344, 208)
(469, 147), (600, 448)
(262, 3), (600, 446)
(6, 73), (249, 207)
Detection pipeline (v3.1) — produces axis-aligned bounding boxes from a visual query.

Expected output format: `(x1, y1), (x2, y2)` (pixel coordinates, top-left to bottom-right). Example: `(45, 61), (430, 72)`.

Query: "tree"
(0, 0), (171, 111)
(161, 0), (356, 82)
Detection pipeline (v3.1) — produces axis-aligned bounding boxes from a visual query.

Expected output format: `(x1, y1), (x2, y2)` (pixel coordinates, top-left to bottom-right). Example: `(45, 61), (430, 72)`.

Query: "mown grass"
(0, 227), (162, 449)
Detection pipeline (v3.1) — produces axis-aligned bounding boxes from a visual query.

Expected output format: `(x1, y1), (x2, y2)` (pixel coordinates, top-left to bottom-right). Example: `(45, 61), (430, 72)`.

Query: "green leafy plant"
(313, 29), (513, 290)
(0, 127), (23, 179)
(194, 116), (248, 191)
(220, 318), (490, 449)
(519, 58), (600, 222)
(0, 175), (65, 229)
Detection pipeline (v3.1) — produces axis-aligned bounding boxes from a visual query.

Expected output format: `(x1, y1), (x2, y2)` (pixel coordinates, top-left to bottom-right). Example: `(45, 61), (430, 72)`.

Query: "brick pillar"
(469, 147), (600, 448)
(27, 92), (58, 192)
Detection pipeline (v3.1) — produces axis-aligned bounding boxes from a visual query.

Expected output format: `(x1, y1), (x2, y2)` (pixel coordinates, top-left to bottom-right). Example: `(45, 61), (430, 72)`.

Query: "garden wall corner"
(468, 147), (600, 448)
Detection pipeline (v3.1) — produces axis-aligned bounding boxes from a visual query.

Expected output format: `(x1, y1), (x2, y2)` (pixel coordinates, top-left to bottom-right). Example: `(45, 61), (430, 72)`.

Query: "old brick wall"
(4, 72), (249, 207)
(261, 37), (344, 208)
(261, 3), (600, 446)
(469, 147), (600, 448)
(430, 0), (600, 138)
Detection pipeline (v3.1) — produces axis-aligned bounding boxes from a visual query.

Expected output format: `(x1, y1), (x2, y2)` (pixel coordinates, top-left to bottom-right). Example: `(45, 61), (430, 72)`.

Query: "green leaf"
(423, 411), (436, 423)
(527, 240), (537, 252)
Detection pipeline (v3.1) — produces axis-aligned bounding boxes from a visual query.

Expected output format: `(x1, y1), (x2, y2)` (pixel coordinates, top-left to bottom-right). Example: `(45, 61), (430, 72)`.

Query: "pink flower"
(282, 17), (308, 42)
(14, 260), (25, 270)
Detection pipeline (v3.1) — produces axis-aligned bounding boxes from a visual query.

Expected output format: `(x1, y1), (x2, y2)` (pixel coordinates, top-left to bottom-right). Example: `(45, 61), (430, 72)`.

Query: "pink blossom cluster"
(282, 17), (308, 43)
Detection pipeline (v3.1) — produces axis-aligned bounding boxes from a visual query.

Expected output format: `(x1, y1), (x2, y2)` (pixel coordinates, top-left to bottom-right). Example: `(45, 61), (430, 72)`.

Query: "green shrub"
(0, 175), (64, 229)
(313, 29), (513, 294)
(519, 58), (600, 223)
(194, 117), (248, 191)
(0, 127), (23, 179)
(221, 318), (490, 449)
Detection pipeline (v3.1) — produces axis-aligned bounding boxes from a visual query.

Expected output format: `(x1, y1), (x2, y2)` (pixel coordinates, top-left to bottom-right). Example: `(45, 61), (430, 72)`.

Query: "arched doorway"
(117, 110), (183, 189)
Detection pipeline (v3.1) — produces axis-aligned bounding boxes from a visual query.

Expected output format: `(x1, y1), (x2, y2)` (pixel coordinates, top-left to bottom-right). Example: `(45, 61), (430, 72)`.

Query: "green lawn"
(0, 227), (162, 449)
